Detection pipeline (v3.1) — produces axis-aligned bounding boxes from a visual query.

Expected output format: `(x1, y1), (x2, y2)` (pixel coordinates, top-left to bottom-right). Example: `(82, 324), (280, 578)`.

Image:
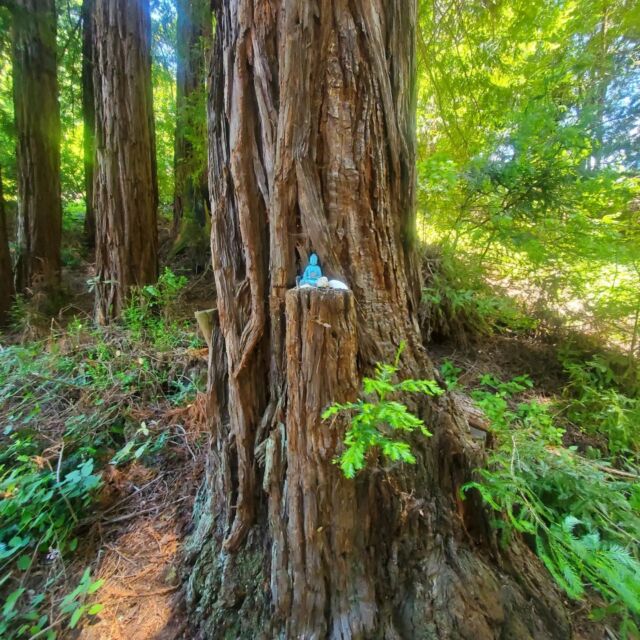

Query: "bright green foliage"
(122, 267), (190, 348)
(439, 360), (462, 391)
(322, 345), (443, 478)
(1, 568), (103, 639)
(417, 0), (640, 353)
(109, 421), (168, 466)
(559, 351), (640, 457)
(464, 374), (640, 634)
(421, 248), (537, 341)
(151, 0), (178, 212)
(57, 0), (85, 207)
(58, 568), (104, 631)
(0, 7), (15, 201)
(0, 446), (99, 563)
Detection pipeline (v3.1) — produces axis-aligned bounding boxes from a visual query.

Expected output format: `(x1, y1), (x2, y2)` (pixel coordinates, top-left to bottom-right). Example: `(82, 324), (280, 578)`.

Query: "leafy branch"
(322, 344), (443, 478)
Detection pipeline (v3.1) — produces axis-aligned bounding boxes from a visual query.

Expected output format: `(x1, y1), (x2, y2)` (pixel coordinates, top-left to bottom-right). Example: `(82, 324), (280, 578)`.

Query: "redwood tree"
(186, 2), (569, 638)
(172, 0), (211, 265)
(92, 0), (158, 323)
(81, 0), (95, 248)
(11, 0), (61, 293)
(0, 164), (13, 325)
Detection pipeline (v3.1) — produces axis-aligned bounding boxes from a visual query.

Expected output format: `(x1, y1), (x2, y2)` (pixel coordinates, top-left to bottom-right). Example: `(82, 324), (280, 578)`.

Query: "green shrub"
(1, 568), (104, 639)
(559, 353), (640, 458)
(122, 267), (191, 349)
(420, 248), (535, 343)
(464, 374), (640, 635)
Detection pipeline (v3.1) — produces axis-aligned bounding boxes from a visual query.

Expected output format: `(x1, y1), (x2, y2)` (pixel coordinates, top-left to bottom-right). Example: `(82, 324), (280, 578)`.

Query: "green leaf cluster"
(322, 345), (443, 479)
(1, 567), (104, 639)
(559, 351), (640, 457)
(122, 267), (190, 348)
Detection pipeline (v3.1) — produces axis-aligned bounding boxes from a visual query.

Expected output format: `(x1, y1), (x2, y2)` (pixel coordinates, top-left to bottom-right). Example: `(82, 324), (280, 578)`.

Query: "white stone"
(328, 279), (349, 290)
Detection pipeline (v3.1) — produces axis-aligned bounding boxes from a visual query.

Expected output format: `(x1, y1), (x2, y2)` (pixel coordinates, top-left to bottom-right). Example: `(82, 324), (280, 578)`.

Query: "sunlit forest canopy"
(416, 0), (640, 351)
(0, 0), (179, 210)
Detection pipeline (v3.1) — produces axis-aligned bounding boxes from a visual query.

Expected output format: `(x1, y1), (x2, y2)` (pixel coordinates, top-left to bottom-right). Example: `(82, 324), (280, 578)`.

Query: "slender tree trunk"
(81, 0), (95, 248)
(11, 0), (62, 293)
(92, 0), (158, 323)
(185, 2), (570, 639)
(172, 0), (211, 267)
(0, 164), (13, 325)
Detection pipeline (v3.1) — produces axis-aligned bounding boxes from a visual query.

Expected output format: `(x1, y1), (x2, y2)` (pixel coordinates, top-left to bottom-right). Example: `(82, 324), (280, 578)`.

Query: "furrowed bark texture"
(81, 0), (95, 248)
(0, 165), (13, 325)
(11, 0), (62, 293)
(186, 1), (571, 638)
(172, 0), (211, 266)
(279, 288), (372, 638)
(92, 0), (158, 323)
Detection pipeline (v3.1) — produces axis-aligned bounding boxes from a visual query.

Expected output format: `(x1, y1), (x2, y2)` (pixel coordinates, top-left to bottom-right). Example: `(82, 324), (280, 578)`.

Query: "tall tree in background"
(10, 0), (61, 293)
(81, 0), (95, 248)
(185, 1), (567, 637)
(172, 0), (210, 266)
(92, 0), (158, 323)
(0, 164), (12, 324)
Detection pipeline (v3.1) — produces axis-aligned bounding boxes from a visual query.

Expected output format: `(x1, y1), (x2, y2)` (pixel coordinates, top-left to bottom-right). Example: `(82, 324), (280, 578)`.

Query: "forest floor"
(74, 418), (202, 640)
(68, 234), (213, 640)
(75, 331), (610, 639)
(0, 220), (213, 639)
(1, 224), (632, 639)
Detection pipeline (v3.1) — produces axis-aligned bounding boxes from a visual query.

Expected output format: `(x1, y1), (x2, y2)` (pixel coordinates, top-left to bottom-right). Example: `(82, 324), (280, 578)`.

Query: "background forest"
(0, 0), (638, 639)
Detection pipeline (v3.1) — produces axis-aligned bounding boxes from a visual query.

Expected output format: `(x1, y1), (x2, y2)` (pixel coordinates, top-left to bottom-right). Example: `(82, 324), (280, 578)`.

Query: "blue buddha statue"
(299, 253), (322, 286)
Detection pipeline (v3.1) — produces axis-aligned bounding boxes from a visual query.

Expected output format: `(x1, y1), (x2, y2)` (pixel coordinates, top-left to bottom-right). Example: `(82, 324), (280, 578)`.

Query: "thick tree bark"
(92, 0), (158, 323)
(186, 2), (570, 638)
(0, 165), (13, 325)
(11, 0), (62, 293)
(172, 0), (211, 267)
(81, 0), (95, 248)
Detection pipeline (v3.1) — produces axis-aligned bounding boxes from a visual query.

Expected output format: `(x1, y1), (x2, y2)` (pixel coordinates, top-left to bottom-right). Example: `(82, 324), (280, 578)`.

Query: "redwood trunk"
(172, 0), (211, 266)
(186, 2), (570, 638)
(92, 0), (158, 323)
(11, 0), (61, 293)
(0, 164), (13, 325)
(81, 0), (95, 248)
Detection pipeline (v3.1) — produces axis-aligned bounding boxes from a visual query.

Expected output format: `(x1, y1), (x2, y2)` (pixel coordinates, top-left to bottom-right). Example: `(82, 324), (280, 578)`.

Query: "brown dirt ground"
(65, 395), (208, 640)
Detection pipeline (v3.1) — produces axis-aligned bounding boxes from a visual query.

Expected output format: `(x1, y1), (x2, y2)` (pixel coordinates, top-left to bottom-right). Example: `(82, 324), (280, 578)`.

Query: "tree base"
(184, 289), (570, 639)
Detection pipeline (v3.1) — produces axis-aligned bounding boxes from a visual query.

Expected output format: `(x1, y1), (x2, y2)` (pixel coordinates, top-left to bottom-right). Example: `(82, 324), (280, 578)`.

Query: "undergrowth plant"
(322, 344), (443, 478)
(463, 373), (640, 636)
(0, 268), (205, 638)
(559, 352), (640, 459)
(420, 248), (535, 342)
(1, 568), (104, 639)
(122, 267), (190, 349)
